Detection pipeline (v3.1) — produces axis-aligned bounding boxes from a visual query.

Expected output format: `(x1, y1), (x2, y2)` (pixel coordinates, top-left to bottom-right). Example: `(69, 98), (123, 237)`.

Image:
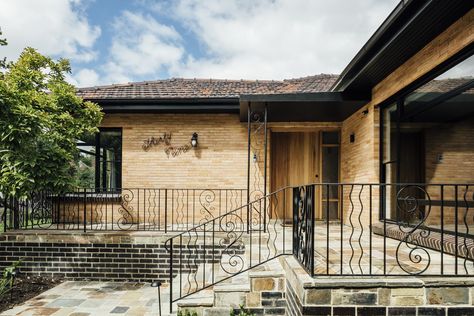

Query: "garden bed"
(0, 275), (62, 313)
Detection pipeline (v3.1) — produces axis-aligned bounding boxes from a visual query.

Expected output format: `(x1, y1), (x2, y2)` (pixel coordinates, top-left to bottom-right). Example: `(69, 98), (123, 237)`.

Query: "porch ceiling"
(239, 92), (368, 122)
(331, 0), (473, 96)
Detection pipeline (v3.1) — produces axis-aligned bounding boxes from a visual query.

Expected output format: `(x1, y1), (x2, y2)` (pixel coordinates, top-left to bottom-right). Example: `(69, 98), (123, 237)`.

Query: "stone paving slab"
(0, 281), (173, 316)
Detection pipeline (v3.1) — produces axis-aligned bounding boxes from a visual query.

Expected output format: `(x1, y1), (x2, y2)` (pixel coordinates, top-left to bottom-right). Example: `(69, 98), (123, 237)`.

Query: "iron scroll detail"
(293, 185), (315, 275)
(219, 212), (245, 274)
(395, 185), (432, 275)
(117, 189), (135, 230)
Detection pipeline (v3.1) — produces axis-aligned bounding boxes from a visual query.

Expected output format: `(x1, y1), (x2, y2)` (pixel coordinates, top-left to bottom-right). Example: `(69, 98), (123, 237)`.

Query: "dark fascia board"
(85, 97), (240, 113)
(240, 91), (367, 103)
(239, 92), (369, 122)
(331, 0), (473, 94)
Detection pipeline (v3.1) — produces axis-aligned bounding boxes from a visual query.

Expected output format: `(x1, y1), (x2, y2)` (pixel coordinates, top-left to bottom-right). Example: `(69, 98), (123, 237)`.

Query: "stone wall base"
(282, 256), (474, 316)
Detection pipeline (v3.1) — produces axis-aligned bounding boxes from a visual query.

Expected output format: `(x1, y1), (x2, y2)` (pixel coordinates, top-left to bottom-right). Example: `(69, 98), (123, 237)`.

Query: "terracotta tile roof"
(415, 77), (473, 93)
(76, 74), (339, 100)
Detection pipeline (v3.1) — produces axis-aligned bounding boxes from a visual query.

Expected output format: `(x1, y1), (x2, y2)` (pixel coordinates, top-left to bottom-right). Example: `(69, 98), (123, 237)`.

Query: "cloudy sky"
(0, 0), (399, 87)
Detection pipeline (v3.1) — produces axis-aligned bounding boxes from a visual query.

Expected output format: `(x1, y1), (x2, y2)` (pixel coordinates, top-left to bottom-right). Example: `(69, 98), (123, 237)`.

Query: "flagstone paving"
(0, 281), (171, 316)
(2, 223), (473, 315)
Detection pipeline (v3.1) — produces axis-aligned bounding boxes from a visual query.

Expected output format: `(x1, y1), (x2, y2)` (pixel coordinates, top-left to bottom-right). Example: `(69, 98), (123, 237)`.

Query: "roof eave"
(239, 92), (369, 122)
(85, 97), (240, 114)
(331, 0), (473, 95)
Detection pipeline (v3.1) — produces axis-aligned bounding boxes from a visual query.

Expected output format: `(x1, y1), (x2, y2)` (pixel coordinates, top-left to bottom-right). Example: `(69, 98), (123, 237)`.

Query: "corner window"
(380, 53), (474, 221)
(76, 128), (122, 191)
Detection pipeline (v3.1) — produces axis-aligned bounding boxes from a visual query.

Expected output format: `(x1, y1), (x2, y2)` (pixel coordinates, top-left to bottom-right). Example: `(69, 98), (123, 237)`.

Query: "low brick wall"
(0, 231), (243, 283)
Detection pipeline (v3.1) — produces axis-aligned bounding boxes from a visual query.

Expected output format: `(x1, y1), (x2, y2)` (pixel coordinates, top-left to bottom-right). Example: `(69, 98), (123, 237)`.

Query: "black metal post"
(3, 196), (7, 232)
(151, 280), (162, 316)
(83, 188), (87, 233)
(247, 103), (251, 233)
(157, 282), (161, 316)
(165, 189), (168, 233)
(263, 105), (268, 233)
(169, 239), (173, 314)
(13, 196), (19, 229)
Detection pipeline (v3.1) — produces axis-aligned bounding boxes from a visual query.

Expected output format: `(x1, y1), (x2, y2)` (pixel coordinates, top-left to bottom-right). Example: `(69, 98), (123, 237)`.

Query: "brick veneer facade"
(339, 8), (474, 222)
(100, 113), (249, 189)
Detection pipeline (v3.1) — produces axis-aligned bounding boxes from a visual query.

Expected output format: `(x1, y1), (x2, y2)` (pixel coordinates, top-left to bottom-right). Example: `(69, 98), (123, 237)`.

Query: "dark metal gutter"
(240, 92), (363, 103)
(85, 97), (240, 114)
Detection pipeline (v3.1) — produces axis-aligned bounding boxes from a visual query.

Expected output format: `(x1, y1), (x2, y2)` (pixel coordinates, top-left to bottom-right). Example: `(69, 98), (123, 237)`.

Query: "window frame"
(76, 127), (123, 191)
(378, 46), (474, 220)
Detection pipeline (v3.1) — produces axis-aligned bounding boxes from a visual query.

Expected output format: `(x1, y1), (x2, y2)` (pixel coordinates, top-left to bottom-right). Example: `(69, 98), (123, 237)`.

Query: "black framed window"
(76, 128), (122, 190)
(379, 52), (474, 220)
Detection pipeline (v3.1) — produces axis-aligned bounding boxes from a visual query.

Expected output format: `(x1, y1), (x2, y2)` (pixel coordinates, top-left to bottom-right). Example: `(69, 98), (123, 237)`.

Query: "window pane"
(403, 54), (474, 119)
(99, 130), (122, 190)
(75, 148), (96, 188)
(382, 103), (397, 164)
(77, 132), (96, 146)
(75, 129), (122, 191)
(322, 146), (339, 199)
(322, 131), (339, 144)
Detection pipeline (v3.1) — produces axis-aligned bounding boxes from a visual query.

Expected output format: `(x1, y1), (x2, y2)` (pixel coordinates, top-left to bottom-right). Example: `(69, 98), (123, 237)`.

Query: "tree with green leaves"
(0, 28), (7, 70)
(0, 32), (103, 198)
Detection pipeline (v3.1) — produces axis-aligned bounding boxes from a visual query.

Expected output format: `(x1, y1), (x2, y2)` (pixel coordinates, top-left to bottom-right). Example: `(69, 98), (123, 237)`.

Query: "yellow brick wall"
(340, 105), (379, 223)
(339, 9), (473, 222)
(424, 119), (474, 226)
(425, 118), (474, 185)
(100, 113), (249, 190)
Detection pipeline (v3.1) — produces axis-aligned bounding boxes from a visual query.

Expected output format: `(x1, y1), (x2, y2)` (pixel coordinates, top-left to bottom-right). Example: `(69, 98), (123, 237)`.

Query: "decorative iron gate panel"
(247, 105), (268, 231)
(293, 185), (315, 275)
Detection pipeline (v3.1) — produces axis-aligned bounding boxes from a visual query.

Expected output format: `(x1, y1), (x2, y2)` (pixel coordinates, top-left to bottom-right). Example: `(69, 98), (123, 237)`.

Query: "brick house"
(2, 1), (474, 315)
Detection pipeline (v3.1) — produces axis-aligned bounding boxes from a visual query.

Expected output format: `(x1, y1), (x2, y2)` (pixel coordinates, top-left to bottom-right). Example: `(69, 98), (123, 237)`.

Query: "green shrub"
(0, 260), (21, 298)
(177, 309), (198, 316)
(230, 304), (255, 316)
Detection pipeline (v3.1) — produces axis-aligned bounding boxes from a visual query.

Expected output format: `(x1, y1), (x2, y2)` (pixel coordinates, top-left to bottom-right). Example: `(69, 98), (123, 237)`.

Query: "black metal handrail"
(165, 185), (293, 313)
(166, 182), (474, 311)
(1, 188), (247, 233)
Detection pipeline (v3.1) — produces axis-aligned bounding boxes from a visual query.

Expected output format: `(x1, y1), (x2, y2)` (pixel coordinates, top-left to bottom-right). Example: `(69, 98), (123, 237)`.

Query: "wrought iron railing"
(166, 183), (474, 310)
(165, 186), (291, 312)
(1, 188), (246, 232)
(294, 183), (474, 277)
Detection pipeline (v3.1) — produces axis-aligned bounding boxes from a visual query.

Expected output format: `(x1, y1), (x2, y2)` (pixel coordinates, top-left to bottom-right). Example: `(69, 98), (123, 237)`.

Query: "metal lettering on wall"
(142, 133), (191, 158)
(142, 133), (172, 151)
(164, 145), (190, 158)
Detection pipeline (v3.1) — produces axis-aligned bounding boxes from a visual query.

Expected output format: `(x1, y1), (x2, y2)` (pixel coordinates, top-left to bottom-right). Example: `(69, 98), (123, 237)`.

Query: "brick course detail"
(0, 233), (243, 283)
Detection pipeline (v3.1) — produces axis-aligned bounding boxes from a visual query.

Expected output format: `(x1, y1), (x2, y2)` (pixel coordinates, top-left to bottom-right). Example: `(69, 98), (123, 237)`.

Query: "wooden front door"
(271, 132), (320, 220)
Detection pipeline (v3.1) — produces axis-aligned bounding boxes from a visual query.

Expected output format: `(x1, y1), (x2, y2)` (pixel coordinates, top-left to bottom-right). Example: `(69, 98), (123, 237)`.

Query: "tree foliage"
(0, 41), (103, 198)
(0, 28), (8, 70)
